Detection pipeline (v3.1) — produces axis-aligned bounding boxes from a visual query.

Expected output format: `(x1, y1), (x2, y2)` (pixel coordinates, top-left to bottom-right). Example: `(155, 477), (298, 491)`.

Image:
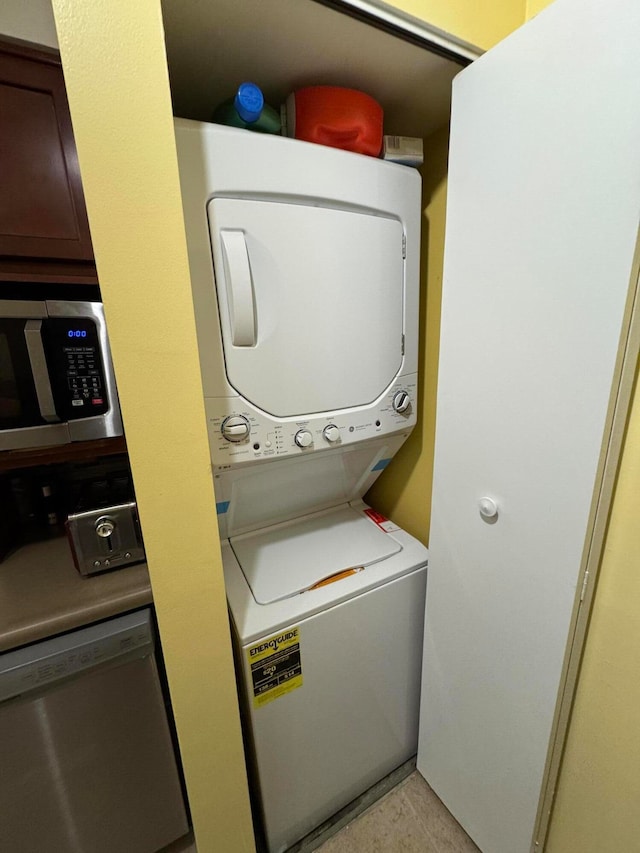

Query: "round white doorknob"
(323, 424), (340, 443)
(295, 429), (313, 448)
(479, 497), (498, 519)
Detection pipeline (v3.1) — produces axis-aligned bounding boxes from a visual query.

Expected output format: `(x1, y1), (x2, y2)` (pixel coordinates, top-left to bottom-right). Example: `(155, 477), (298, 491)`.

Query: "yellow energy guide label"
(248, 627), (303, 708)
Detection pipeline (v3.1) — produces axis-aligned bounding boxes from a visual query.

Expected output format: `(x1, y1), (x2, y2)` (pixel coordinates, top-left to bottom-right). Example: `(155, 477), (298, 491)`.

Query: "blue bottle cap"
(234, 82), (264, 123)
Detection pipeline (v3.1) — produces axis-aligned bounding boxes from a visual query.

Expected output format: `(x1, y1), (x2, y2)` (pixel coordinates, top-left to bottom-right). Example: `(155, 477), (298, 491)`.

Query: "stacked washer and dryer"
(175, 120), (429, 853)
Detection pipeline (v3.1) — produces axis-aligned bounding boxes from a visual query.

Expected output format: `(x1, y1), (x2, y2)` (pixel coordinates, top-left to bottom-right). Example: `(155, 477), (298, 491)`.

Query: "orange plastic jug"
(285, 86), (383, 157)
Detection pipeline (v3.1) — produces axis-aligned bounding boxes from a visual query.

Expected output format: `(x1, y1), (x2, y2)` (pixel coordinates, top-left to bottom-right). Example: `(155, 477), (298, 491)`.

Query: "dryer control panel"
(205, 375), (417, 468)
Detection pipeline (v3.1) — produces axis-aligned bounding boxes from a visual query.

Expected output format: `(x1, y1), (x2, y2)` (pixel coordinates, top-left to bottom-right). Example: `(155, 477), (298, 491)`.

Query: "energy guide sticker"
(248, 627), (303, 708)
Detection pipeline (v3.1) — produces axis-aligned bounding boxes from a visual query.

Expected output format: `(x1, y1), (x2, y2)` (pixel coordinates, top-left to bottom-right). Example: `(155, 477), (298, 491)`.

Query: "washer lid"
(230, 504), (402, 604)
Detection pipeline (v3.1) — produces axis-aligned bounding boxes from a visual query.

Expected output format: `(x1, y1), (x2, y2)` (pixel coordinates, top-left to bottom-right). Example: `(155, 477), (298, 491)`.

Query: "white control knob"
(393, 390), (411, 414)
(479, 497), (499, 519)
(221, 415), (250, 442)
(294, 429), (313, 448)
(323, 424), (340, 443)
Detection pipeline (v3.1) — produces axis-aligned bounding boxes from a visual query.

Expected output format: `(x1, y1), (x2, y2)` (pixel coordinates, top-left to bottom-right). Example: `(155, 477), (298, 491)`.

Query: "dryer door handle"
(220, 230), (256, 347)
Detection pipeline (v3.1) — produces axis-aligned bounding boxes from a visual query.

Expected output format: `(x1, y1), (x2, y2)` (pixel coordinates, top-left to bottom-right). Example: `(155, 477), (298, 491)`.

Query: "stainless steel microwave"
(0, 300), (122, 451)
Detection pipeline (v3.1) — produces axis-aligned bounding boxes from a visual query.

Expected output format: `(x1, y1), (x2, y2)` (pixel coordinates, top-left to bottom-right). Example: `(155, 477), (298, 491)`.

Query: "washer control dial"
(323, 424), (340, 443)
(294, 429), (313, 448)
(221, 415), (250, 442)
(392, 390), (411, 414)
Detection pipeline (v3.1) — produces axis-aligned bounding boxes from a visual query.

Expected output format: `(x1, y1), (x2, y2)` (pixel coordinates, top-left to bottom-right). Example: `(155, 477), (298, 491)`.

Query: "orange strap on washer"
(307, 566), (364, 591)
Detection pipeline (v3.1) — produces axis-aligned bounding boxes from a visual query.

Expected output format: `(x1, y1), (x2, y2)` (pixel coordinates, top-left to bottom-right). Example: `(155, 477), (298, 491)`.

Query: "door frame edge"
(532, 223), (640, 851)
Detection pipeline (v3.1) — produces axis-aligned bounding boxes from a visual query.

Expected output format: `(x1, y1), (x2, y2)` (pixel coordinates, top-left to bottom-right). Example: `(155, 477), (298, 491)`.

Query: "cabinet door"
(418, 1), (640, 852)
(0, 39), (93, 262)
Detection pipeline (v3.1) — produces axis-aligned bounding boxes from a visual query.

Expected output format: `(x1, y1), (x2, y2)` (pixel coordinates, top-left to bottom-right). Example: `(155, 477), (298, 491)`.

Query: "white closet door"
(418, 1), (640, 852)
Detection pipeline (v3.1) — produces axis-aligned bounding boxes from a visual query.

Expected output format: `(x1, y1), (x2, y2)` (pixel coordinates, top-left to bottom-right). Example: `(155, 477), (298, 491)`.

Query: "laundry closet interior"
(54, 1), (640, 852)
(160, 0), (452, 849)
(161, 0), (466, 554)
(159, 2), (465, 851)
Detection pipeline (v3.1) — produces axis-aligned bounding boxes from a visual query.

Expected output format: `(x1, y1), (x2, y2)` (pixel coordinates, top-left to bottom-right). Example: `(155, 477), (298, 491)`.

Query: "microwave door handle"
(24, 320), (60, 423)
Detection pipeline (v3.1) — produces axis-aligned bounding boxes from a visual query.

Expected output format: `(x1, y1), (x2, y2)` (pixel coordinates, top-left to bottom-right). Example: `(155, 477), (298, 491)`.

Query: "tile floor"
(165, 771), (479, 853)
(314, 772), (479, 853)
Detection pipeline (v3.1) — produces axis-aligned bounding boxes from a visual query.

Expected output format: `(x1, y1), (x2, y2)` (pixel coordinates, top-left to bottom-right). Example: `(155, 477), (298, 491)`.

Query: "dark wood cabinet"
(0, 37), (96, 283)
(0, 39), (124, 467)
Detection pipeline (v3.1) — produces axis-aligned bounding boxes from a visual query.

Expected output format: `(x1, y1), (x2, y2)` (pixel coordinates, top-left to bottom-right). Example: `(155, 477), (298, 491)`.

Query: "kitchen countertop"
(0, 536), (152, 652)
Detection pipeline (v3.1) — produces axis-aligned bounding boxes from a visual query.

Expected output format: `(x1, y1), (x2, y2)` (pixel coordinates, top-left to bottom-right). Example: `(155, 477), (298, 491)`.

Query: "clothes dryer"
(224, 500), (427, 853)
(174, 120), (421, 481)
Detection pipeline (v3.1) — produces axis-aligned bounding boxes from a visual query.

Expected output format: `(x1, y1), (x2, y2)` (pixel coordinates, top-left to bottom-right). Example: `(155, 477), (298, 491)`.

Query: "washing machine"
(224, 498), (427, 853)
(174, 120), (428, 852)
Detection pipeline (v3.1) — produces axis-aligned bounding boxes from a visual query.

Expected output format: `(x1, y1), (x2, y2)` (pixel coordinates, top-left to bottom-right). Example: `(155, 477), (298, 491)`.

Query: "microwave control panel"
(44, 318), (110, 419)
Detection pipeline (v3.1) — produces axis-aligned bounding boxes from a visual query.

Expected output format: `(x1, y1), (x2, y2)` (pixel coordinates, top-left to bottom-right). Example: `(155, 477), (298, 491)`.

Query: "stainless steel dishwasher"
(0, 608), (188, 853)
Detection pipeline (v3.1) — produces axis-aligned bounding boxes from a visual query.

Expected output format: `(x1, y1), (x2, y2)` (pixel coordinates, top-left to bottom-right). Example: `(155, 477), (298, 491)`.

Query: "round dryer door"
(208, 198), (405, 418)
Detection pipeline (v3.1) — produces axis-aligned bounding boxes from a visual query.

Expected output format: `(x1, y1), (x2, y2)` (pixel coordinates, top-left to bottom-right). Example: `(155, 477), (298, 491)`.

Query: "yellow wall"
(367, 127), (448, 544)
(526, 0), (556, 17)
(390, 0), (525, 50)
(51, 1), (254, 851)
